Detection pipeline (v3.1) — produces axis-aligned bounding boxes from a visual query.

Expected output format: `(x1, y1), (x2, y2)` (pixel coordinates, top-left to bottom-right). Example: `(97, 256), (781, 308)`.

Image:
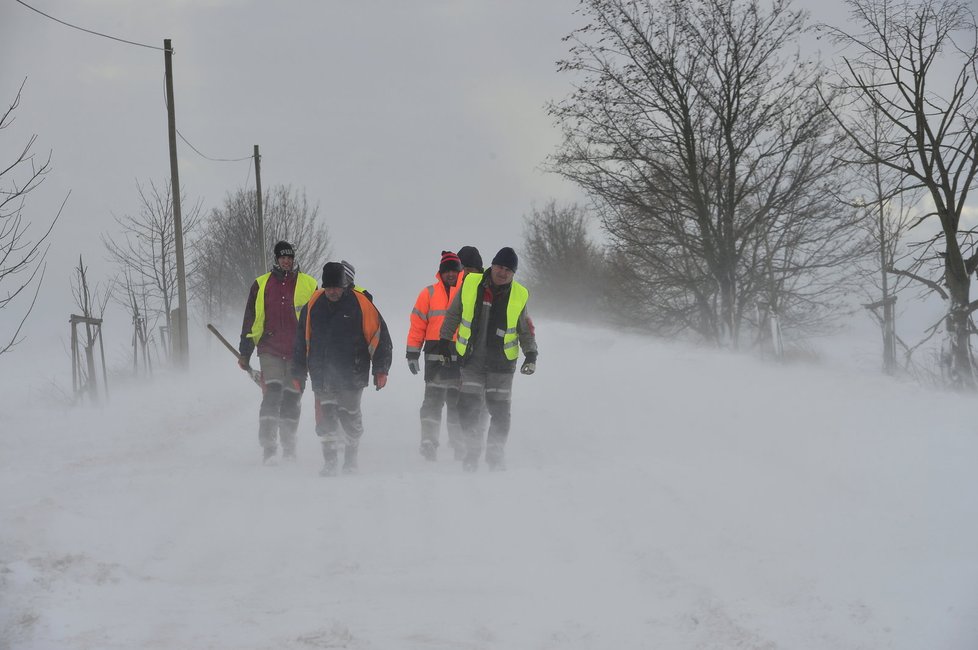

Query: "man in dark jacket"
(439, 247), (537, 472)
(239, 241), (318, 464)
(292, 262), (393, 476)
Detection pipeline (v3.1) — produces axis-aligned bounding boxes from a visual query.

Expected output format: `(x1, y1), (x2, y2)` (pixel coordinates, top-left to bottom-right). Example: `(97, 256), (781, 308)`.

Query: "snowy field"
(1, 319), (976, 649)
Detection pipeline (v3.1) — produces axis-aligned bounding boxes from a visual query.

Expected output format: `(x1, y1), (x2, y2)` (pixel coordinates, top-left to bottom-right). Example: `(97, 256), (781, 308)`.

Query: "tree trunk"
(944, 235), (974, 388)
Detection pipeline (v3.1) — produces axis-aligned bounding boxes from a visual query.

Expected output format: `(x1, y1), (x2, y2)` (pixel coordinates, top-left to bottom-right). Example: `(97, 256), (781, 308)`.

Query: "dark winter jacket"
(292, 288), (393, 392)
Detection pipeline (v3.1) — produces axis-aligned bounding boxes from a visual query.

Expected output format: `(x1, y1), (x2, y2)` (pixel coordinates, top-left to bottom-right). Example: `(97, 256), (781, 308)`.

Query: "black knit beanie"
(491, 247), (518, 272)
(273, 240), (295, 258)
(457, 246), (483, 271)
(322, 262), (346, 287)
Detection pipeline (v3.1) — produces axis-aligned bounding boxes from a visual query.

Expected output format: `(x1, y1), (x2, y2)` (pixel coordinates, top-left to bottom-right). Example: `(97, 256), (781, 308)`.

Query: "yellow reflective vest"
(248, 271), (318, 343)
(455, 273), (529, 361)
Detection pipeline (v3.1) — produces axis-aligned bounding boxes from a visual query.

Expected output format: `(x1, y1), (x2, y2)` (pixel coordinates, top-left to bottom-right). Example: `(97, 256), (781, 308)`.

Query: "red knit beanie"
(439, 250), (462, 273)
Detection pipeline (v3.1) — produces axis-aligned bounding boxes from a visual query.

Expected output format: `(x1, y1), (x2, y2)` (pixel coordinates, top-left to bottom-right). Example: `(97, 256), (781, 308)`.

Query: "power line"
(158, 76), (252, 163)
(14, 0), (166, 51)
(176, 128), (252, 162)
(243, 156), (254, 189)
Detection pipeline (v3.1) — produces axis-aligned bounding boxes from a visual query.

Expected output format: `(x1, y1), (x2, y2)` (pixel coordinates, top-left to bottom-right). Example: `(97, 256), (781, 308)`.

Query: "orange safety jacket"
(406, 271), (464, 356)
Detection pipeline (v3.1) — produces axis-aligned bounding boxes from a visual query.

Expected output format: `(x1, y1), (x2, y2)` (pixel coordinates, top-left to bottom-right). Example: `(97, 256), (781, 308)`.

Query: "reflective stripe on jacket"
(406, 272), (462, 355)
(455, 273), (529, 361)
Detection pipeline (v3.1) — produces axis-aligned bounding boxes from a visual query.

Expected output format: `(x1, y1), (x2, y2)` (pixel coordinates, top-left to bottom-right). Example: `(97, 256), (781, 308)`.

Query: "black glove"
(406, 352), (420, 375)
(520, 352), (537, 376)
(439, 339), (457, 364)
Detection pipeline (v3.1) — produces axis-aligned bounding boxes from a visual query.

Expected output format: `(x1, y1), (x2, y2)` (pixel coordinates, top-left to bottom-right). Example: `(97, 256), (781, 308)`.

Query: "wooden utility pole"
(254, 144), (265, 276)
(164, 38), (189, 368)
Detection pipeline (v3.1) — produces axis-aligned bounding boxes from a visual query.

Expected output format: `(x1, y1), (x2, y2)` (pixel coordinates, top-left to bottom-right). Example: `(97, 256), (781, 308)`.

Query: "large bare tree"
(195, 184), (330, 323)
(549, 0), (868, 346)
(101, 178), (202, 359)
(0, 79), (64, 358)
(821, 0), (978, 387)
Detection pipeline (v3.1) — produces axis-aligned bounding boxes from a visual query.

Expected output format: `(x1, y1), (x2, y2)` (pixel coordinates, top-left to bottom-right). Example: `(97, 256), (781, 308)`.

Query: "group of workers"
(237, 241), (537, 476)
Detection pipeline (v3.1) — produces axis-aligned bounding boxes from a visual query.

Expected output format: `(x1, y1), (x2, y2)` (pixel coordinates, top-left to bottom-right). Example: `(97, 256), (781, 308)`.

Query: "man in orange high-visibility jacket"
(406, 251), (464, 461)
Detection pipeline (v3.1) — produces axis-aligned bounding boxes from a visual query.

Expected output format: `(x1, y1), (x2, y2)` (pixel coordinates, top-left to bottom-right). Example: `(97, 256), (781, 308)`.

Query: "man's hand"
(238, 357), (250, 371)
(407, 352), (420, 375)
(520, 353), (537, 376)
(439, 339), (457, 364)
(374, 373), (388, 390)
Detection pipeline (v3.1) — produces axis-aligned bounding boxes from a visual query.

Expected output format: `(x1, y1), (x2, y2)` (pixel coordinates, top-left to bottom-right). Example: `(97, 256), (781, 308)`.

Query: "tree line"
(522, 0), (978, 386)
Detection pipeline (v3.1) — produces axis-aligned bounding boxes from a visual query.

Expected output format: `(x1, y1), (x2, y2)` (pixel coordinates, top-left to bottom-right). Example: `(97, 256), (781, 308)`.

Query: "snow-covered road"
(2, 321), (976, 649)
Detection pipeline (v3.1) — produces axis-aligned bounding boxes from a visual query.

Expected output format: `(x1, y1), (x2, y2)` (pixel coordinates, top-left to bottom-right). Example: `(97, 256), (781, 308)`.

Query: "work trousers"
(313, 387), (365, 452)
(457, 364), (514, 464)
(257, 353), (302, 453)
(419, 355), (461, 449)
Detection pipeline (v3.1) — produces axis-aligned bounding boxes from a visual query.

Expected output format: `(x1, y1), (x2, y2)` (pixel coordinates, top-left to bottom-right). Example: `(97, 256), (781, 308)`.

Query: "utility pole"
(164, 38), (189, 368)
(254, 144), (265, 276)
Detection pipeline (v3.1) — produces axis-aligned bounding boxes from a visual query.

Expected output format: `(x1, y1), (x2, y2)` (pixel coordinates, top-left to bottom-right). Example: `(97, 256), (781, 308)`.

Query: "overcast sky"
(2, 0), (855, 366)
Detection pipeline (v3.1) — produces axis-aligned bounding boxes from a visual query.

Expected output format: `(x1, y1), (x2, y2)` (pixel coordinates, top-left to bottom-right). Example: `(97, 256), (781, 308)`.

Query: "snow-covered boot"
(262, 446), (278, 466)
(486, 445), (506, 472)
(419, 440), (437, 462)
(342, 445), (359, 474)
(453, 442), (466, 461)
(319, 445), (338, 477)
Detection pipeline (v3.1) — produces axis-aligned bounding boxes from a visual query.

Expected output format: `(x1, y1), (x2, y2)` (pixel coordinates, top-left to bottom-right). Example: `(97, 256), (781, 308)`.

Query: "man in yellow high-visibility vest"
(439, 247), (538, 472)
(239, 240), (318, 465)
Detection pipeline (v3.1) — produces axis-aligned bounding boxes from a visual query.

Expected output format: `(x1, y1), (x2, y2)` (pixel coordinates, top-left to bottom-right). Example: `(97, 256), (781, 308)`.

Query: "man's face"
(440, 270), (459, 286)
(323, 286), (344, 302)
(490, 264), (514, 286)
(278, 255), (295, 271)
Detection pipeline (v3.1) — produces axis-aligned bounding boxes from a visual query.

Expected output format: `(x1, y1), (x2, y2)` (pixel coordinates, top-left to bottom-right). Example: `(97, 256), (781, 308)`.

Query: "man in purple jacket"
(239, 241), (318, 464)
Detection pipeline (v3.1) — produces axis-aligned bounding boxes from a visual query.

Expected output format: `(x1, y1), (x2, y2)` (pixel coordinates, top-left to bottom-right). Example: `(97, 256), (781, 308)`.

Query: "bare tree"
(549, 0), (867, 347)
(821, 0), (978, 387)
(69, 255), (110, 403)
(522, 201), (608, 320)
(844, 101), (922, 374)
(195, 184), (330, 322)
(0, 79), (64, 358)
(114, 266), (157, 377)
(101, 179), (202, 360)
